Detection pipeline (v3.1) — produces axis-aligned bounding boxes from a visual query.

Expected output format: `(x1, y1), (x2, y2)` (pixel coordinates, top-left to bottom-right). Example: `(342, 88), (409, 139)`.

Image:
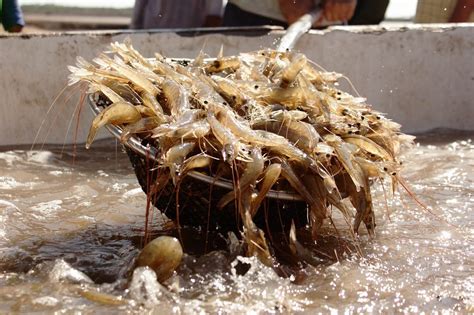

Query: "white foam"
(30, 200), (63, 217)
(32, 296), (60, 307)
(0, 176), (25, 189)
(49, 259), (93, 284)
(129, 267), (169, 308)
(123, 187), (143, 198)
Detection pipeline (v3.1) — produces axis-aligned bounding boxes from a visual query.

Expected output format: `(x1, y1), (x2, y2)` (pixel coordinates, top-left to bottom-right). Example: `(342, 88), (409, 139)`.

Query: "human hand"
(278, 0), (315, 24)
(322, 0), (357, 22)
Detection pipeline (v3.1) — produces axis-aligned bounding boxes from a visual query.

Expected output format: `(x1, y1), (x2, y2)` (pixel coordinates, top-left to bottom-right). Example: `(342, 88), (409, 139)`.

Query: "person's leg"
(349, 0), (390, 25)
(223, 3), (287, 27)
(2, 0), (24, 32)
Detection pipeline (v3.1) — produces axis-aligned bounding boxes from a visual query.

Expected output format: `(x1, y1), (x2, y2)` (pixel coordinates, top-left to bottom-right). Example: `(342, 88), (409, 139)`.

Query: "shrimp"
(134, 105), (157, 118)
(261, 87), (307, 109)
(253, 119), (320, 154)
(68, 58), (129, 86)
(204, 104), (319, 171)
(217, 147), (264, 209)
(180, 155), (212, 177)
(86, 81), (124, 104)
(253, 130), (320, 172)
(250, 163), (281, 217)
(276, 53), (307, 88)
(153, 120), (210, 141)
(86, 101), (141, 149)
(153, 57), (193, 87)
(343, 134), (394, 161)
(105, 81), (142, 104)
(160, 79), (189, 117)
(71, 40), (416, 265)
(95, 53), (160, 97)
(335, 171), (375, 237)
(289, 222), (324, 266)
(207, 112), (244, 163)
(242, 210), (274, 267)
(270, 109), (308, 121)
(210, 75), (247, 109)
(135, 236), (183, 283)
(353, 157), (384, 178)
(325, 135), (366, 191)
(205, 56), (240, 74)
(111, 39), (155, 70)
(280, 161), (317, 208)
(164, 142), (196, 184)
(120, 117), (160, 142)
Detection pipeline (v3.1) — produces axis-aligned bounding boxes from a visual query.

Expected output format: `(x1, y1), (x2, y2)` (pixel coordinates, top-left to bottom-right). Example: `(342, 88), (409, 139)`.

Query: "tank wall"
(0, 24), (472, 146)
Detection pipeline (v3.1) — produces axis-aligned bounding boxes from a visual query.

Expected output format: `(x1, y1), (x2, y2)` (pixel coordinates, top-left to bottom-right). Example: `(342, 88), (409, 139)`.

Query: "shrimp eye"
(361, 116), (365, 120)
(254, 85), (259, 89)
(223, 102), (228, 105)
(376, 116), (381, 120)
(383, 167), (388, 171)
(399, 161), (403, 165)
(337, 97), (341, 101)
(203, 100), (208, 104)
(337, 91), (341, 95)
(391, 172), (397, 176)
(232, 95), (237, 100)
(348, 131), (353, 134)
(326, 154), (331, 158)
(261, 52), (265, 56)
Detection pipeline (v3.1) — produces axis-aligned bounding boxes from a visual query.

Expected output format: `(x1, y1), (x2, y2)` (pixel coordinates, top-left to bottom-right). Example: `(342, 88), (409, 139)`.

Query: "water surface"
(0, 129), (472, 313)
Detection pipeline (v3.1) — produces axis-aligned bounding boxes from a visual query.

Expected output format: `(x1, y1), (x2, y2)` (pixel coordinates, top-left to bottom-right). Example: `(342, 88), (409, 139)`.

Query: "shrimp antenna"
(31, 84), (73, 151)
(397, 175), (459, 228)
(340, 74), (361, 97)
(60, 84), (86, 158)
(307, 58), (328, 72)
(217, 44), (224, 59)
(39, 84), (81, 152)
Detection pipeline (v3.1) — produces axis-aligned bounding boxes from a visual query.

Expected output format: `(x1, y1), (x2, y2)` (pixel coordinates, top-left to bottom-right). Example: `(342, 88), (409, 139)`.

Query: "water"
(0, 129), (473, 313)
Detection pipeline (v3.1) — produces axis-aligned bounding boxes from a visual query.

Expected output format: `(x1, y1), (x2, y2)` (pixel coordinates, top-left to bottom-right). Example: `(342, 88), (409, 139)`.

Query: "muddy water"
(0, 129), (472, 313)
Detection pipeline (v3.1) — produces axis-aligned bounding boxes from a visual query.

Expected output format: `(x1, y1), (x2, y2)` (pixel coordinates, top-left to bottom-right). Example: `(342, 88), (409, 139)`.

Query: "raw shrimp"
(217, 147), (264, 209)
(277, 53), (307, 88)
(164, 142), (196, 184)
(69, 41), (416, 268)
(250, 163), (281, 217)
(161, 79), (189, 116)
(207, 112), (245, 163)
(206, 56), (240, 73)
(86, 101), (141, 149)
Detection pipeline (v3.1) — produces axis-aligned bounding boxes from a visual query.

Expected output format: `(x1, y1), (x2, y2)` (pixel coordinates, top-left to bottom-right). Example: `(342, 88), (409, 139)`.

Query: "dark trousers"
(350, 0), (390, 25)
(223, 3), (288, 28)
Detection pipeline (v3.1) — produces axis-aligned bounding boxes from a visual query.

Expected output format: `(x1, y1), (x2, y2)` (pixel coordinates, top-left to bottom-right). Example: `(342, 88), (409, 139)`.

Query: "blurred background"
(8, 0), (418, 33)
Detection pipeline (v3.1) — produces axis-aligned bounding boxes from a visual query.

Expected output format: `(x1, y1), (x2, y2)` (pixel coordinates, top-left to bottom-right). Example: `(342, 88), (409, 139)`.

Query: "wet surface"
(0, 129), (473, 313)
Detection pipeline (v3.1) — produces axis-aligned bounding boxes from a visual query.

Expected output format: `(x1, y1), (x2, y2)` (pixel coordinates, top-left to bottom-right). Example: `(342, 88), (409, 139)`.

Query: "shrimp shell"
(86, 101), (141, 149)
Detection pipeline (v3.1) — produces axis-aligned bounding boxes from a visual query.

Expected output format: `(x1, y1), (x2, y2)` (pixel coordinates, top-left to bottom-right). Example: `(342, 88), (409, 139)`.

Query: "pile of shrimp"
(68, 40), (414, 265)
